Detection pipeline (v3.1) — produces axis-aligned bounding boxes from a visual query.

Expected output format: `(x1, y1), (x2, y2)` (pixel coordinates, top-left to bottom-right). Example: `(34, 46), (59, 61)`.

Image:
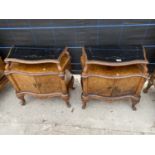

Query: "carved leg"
(81, 94), (88, 109)
(16, 94), (26, 105)
(62, 95), (71, 108)
(143, 74), (154, 93)
(131, 97), (140, 111)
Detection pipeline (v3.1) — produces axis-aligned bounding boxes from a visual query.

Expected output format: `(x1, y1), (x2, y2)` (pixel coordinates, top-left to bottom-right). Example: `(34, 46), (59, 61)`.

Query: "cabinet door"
(35, 75), (62, 94)
(112, 77), (141, 97)
(11, 74), (39, 93)
(87, 77), (115, 96)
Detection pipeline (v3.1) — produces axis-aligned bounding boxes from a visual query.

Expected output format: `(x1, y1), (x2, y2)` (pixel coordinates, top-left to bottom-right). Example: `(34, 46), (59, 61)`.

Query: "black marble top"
(85, 46), (145, 63)
(7, 47), (64, 61)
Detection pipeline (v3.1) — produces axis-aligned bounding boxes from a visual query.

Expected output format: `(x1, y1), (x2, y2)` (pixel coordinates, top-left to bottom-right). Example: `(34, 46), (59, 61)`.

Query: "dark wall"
(0, 19), (155, 73)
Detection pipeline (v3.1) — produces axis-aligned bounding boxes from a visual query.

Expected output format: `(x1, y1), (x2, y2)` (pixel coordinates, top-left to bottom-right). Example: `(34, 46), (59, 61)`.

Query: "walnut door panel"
(112, 77), (142, 97)
(87, 77), (115, 96)
(10, 74), (39, 93)
(35, 75), (62, 94)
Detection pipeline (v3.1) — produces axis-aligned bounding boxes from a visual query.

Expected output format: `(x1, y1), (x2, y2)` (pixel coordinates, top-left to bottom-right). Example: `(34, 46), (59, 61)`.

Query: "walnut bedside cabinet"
(5, 47), (74, 107)
(81, 46), (148, 110)
(0, 57), (8, 90)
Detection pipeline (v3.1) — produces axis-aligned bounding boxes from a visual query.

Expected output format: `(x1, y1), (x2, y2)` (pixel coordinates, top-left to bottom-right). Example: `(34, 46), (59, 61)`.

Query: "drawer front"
(11, 74), (39, 93)
(35, 75), (62, 94)
(87, 77), (115, 96)
(112, 77), (143, 97)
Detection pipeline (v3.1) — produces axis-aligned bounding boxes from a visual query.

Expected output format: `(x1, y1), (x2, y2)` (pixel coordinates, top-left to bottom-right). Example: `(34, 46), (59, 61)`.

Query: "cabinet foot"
(82, 102), (87, 109)
(66, 101), (71, 108)
(81, 94), (88, 109)
(16, 94), (26, 105)
(131, 98), (140, 111)
(132, 104), (137, 111)
(62, 95), (71, 108)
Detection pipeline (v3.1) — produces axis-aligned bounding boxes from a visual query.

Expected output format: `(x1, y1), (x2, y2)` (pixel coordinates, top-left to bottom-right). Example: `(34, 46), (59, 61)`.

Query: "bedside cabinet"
(5, 47), (74, 107)
(81, 46), (148, 110)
